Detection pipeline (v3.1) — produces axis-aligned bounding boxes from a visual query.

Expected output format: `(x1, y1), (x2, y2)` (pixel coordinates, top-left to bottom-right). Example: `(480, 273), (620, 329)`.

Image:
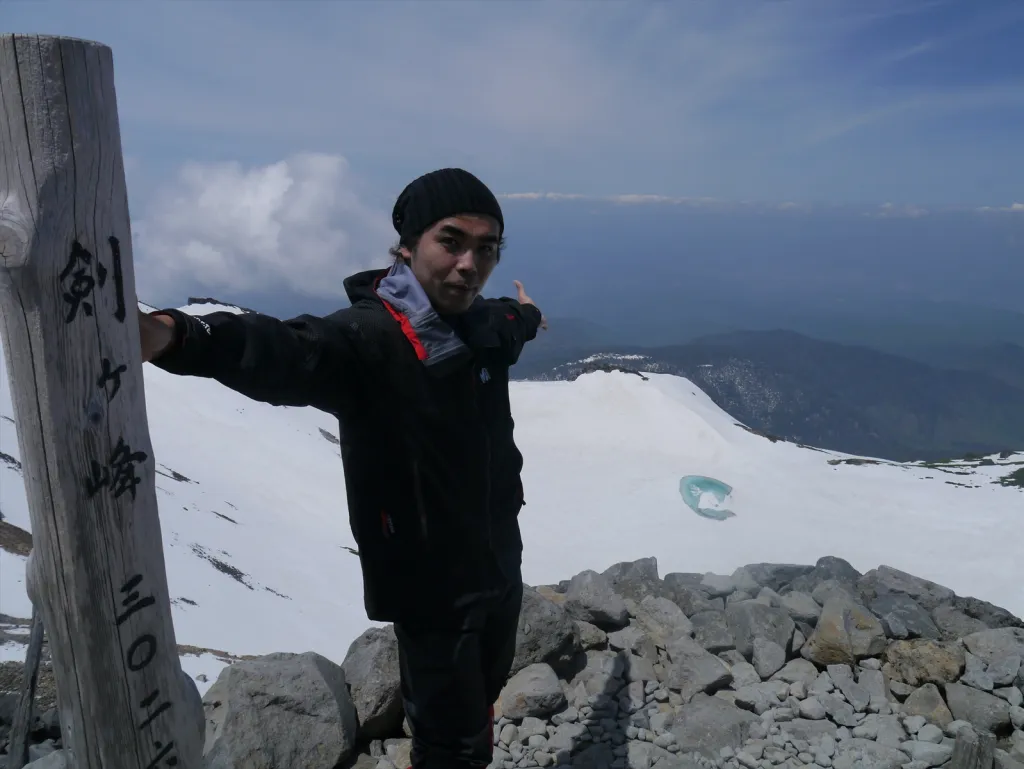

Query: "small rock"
(889, 680), (916, 700)
(870, 595), (940, 641)
(793, 630), (807, 656)
(904, 716), (928, 734)
(961, 653), (995, 692)
(577, 619), (609, 651)
(827, 665), (871, 713)
(809, 673), (835, 697)
(942, 720), (974, 738)
(800, 698), (828, 721)
(915, 724), (944, 744)
(905, 740), (954, 767)
(781, 593), (822, 625)
(990, 657), (1022, 687)
(754, 639), (788, 680)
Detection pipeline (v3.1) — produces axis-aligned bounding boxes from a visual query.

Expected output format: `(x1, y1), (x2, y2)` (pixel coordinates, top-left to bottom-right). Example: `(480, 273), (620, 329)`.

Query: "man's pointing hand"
(514, 280), (548, 331)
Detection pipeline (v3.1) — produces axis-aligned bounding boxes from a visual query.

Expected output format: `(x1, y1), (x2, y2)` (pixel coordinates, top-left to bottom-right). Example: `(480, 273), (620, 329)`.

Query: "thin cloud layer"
(134, 154), (393, 306)
(7, 0), (1021, 206)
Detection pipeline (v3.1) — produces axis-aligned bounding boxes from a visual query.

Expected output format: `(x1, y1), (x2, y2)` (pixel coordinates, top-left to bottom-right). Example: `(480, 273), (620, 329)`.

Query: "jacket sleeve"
(490, 298), (544, 366)
(148, 307), (358, 413)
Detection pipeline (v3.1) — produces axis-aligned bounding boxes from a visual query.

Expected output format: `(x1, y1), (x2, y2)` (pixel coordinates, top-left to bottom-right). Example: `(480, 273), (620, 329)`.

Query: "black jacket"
(152, 268), (543, 622)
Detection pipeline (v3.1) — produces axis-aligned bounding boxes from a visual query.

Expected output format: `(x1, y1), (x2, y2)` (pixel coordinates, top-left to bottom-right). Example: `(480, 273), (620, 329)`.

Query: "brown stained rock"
(883, 639), (965, 687)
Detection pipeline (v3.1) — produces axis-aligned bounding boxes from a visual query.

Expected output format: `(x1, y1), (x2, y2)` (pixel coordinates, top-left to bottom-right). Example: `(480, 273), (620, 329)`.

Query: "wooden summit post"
(0, 34), (204, 768)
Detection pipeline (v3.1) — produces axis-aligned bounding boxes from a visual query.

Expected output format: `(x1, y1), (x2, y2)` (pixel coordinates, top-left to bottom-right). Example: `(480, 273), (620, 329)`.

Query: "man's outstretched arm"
(490, 280), (547, 366)
(140, 307), (358, 412)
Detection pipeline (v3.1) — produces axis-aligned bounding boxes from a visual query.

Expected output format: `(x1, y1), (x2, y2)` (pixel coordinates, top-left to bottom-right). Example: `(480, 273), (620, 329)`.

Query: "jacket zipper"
(471, 368), (493, 548)
(411, 457), (429, 547)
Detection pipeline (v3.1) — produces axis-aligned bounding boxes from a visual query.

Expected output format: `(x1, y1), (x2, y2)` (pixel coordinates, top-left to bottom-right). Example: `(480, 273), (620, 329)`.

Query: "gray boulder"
(733, 681), (789, 714)
(787, 556), (862, 595)
(725, 601), (795, 660)
(737, 562), (816, 593)
(664, 574), (724, 615)
(802, 594), (886, 665)
(944, 682), (1012, 734)
(513, 586), (582, 675)
(903, 683), (955, 727)
(663, 636), (733, 701)
(690, 611), (735, 653)
(870, 594), (941, 640)
(718, 650), (761, 688)
(963, 628), (1024, 665)
(499, 662), (566, 720)
(666, 694), (758, 758)
(602, 557), (666, 603)
(932, 605), (989, 640)
(951, 596), (1024, 632)
(781, 591), (823, 625)
(752, 638), (787, 679)
(857, 566), (955, 612)
(341, 626), (403, 740)
(770, 658), (821, 688)
(202, 651), (358, 769)
(564, 570), (630, 630)
(634, 594), (694, 644)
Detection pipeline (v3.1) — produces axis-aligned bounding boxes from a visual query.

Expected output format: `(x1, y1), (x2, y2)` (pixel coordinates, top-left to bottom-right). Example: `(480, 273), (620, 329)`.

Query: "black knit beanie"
(392, 168), (504, 245)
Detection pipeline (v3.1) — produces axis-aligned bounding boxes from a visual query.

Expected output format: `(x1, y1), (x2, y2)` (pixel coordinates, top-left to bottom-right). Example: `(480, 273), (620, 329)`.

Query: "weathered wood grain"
(6, 606), (45, 769)
(950, 727), (995, 769)
(0, 34), (203, 768)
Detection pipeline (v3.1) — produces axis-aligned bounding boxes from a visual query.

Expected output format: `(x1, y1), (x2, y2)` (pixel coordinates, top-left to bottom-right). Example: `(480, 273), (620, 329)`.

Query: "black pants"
(394, 557), (523, 769)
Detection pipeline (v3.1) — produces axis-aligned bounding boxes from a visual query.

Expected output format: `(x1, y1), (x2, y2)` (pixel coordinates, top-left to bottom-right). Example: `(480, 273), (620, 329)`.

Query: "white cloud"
(500, 192), (730, 207)
(976, 202), (1024, 213)
(868, 202), (930, 218)
(500, 192), (809, 212)
(134, 154), (393, 305)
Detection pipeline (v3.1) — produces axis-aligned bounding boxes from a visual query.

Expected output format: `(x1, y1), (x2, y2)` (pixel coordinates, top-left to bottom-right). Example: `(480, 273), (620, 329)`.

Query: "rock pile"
(3, 556), (1024, 769)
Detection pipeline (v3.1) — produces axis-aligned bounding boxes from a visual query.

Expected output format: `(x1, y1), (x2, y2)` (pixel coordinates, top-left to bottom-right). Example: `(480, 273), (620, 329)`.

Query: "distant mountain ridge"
(518, 329), (1024, 462)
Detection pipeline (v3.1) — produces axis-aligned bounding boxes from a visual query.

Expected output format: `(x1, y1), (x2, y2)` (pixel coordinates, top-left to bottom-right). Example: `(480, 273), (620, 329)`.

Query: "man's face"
(402, 214), (501, 314)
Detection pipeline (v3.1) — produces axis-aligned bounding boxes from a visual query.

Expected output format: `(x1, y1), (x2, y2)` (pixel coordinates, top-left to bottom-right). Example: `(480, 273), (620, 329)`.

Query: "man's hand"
(139, 309), (177, 362)
(513, 280), (548, 331)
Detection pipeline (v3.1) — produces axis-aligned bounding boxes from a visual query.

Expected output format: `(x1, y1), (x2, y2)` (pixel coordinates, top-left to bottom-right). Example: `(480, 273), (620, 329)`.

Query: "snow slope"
(2, 306), (1023, 694)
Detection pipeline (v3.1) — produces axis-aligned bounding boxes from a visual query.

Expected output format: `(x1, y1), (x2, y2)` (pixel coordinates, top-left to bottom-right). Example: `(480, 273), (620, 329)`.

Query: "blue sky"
(5, 0), (1023, 311)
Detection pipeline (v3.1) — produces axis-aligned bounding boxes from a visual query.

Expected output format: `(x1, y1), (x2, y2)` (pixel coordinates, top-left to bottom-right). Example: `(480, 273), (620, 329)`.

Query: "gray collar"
(376, 260), (474, 367)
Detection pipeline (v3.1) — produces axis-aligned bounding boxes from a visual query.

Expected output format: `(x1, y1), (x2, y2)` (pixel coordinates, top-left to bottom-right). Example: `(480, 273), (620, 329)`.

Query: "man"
(138, 168), (546, 768)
